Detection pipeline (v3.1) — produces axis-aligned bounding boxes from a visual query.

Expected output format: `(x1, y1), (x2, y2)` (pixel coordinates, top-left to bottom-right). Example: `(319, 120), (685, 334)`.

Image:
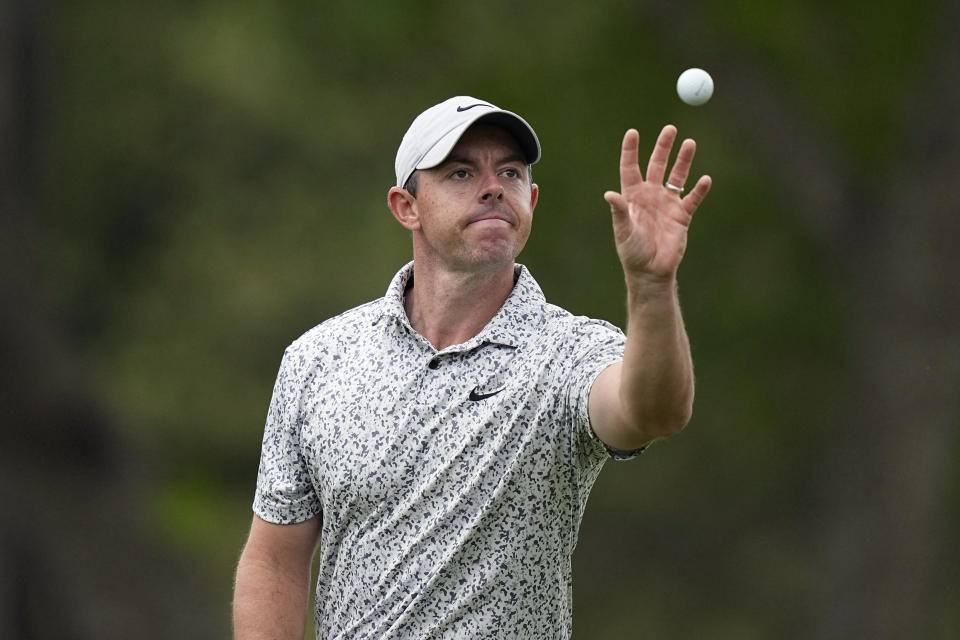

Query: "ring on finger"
(665, 182), (685, 195)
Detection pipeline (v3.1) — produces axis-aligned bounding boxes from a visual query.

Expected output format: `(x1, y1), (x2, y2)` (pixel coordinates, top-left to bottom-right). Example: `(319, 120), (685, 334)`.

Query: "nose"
(479, 171), (504, 201)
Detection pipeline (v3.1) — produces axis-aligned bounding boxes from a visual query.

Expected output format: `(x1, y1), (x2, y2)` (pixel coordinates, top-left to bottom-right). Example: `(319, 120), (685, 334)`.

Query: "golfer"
(233, 95), (711, 639)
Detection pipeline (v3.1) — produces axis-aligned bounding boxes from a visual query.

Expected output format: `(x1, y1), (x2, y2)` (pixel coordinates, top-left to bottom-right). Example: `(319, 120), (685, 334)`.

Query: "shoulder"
(512, 265), (624, 345)
(285, 262), (411, 355)
(540, 301), (625, 345)
(281, 298), (385, 366)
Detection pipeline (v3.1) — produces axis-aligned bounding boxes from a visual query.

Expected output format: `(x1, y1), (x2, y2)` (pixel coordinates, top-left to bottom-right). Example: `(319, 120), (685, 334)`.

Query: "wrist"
(624, 272), (678, 303)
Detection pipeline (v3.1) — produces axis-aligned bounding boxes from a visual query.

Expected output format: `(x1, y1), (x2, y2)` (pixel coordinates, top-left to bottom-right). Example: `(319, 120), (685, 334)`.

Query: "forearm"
(233, 526), (316, 640)
(620, 274), (695, 436)
(593, 124), (708, 447)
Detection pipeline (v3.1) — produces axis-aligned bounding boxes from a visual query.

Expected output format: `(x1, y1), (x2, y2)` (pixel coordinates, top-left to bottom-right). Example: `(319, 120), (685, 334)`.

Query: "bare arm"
(233, 514), (322, 640)
(589, 126), (711, 450)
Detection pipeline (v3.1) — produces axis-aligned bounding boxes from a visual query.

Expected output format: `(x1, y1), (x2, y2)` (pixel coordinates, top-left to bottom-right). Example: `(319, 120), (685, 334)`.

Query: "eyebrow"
(440, 152), (527, 168)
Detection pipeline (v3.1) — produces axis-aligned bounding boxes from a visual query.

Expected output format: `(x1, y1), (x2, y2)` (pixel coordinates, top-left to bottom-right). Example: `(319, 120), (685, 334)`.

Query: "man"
(233, 96), (711, 639)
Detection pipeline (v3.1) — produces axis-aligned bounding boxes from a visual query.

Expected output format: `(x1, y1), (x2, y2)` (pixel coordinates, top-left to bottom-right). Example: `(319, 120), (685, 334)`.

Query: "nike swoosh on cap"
(456, 103), (492, 112)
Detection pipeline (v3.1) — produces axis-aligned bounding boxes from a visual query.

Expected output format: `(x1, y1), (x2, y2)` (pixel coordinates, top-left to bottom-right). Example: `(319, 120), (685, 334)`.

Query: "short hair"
(403, 171), (419, 198)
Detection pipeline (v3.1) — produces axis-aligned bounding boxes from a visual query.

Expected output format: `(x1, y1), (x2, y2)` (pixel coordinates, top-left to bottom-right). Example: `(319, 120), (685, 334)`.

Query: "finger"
(603, 191), (628, 206)
(604, 190), (632, 241)
(645, 125), (677, 186)
(666, 138), (697, 191)
(618, 129), (643, 189)
(604, 190), (628, 216)
(681, 175), (712, 214)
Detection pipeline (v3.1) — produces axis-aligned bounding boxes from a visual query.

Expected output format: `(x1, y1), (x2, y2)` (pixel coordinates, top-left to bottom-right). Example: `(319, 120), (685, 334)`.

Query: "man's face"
(409, 124), (539, 273)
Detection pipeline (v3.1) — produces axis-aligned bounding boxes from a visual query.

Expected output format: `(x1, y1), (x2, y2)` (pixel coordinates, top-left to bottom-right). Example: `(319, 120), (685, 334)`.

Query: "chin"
(458, 246), (518, 272)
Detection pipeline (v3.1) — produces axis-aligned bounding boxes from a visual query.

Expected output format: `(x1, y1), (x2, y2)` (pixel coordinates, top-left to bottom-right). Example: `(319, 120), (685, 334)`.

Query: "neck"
(404, 261), (516, 350)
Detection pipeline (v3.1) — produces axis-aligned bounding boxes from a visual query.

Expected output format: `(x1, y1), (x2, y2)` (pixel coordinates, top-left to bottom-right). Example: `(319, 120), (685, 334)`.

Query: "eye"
(451, 169), (470, 180)
(502, 167), (521, 179)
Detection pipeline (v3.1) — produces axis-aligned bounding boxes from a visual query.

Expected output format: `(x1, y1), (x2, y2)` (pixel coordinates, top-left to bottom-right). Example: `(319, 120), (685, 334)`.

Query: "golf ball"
(677, 68), (714, 106)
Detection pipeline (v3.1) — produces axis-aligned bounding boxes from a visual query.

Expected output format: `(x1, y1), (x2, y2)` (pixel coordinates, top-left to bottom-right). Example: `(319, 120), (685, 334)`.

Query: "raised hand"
(603, 126), (711, 283)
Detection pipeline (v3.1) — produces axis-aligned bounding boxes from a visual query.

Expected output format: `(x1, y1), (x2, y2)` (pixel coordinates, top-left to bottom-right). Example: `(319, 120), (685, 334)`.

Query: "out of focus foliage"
(4, 0), (957, 638)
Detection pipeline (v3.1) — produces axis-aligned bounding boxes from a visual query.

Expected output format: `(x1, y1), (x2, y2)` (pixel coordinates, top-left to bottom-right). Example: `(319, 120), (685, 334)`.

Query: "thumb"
(604, 191), (627, 216)
(604, 191), (633, 244)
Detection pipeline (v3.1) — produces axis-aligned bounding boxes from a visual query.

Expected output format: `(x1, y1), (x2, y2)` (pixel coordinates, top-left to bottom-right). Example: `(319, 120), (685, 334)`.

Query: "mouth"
(469, 217), (512, 228)
(466, 207), (515, 227)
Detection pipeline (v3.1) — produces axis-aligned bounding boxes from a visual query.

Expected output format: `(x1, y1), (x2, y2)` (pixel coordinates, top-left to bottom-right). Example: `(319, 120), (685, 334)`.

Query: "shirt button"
(428, 359), (440, 370)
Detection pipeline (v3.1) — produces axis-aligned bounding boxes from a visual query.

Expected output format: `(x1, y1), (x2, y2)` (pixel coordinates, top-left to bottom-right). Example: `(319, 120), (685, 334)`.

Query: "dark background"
(2, 0), (958, 638)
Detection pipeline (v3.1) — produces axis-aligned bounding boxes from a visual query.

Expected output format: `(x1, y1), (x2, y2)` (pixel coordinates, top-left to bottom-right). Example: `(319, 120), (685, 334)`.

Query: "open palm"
(604, 126), (712, 282)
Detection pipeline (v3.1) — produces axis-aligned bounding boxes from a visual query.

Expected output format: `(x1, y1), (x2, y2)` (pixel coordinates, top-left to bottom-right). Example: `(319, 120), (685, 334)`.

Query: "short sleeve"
(252, 346), (323, 524)
(566, 319), (646, 462)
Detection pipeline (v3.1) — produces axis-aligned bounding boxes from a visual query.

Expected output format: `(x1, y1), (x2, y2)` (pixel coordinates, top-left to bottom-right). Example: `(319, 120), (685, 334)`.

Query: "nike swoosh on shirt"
(468, 386), (506, 401)
(457, 103), (492, 112)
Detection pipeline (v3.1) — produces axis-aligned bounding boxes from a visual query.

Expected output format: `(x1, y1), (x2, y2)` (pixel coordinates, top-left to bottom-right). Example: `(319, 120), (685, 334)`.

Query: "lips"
(466, 206), (515, 227)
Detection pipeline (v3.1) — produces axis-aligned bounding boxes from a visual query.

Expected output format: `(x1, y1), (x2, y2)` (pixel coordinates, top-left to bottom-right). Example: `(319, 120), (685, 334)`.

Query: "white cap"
(394, 96), (541, 188)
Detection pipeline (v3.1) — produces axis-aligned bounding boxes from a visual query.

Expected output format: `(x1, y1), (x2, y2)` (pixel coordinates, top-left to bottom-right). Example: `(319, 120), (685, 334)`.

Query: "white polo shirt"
(254, 262), (641, 639)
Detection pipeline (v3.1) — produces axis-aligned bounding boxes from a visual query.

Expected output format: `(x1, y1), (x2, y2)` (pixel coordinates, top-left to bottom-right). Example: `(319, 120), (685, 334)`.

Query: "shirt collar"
(376, 261), (547, 349)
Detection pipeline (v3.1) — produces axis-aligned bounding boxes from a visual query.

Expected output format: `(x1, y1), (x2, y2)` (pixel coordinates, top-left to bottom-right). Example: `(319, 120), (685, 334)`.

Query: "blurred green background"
(2, 0), (958, 638)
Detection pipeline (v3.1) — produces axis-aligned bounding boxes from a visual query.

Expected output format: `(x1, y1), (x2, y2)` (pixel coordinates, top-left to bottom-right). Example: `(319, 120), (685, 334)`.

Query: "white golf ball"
(677, 68), (714, 106)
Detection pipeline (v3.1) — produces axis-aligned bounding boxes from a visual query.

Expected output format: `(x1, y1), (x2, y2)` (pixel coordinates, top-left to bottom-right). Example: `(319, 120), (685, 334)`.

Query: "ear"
(387, 186), (421, 231)
(529, 183), (539, 212)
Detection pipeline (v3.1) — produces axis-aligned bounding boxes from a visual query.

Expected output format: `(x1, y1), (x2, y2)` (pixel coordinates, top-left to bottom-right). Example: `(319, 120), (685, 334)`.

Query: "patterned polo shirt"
(254, 262), (641, 639)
